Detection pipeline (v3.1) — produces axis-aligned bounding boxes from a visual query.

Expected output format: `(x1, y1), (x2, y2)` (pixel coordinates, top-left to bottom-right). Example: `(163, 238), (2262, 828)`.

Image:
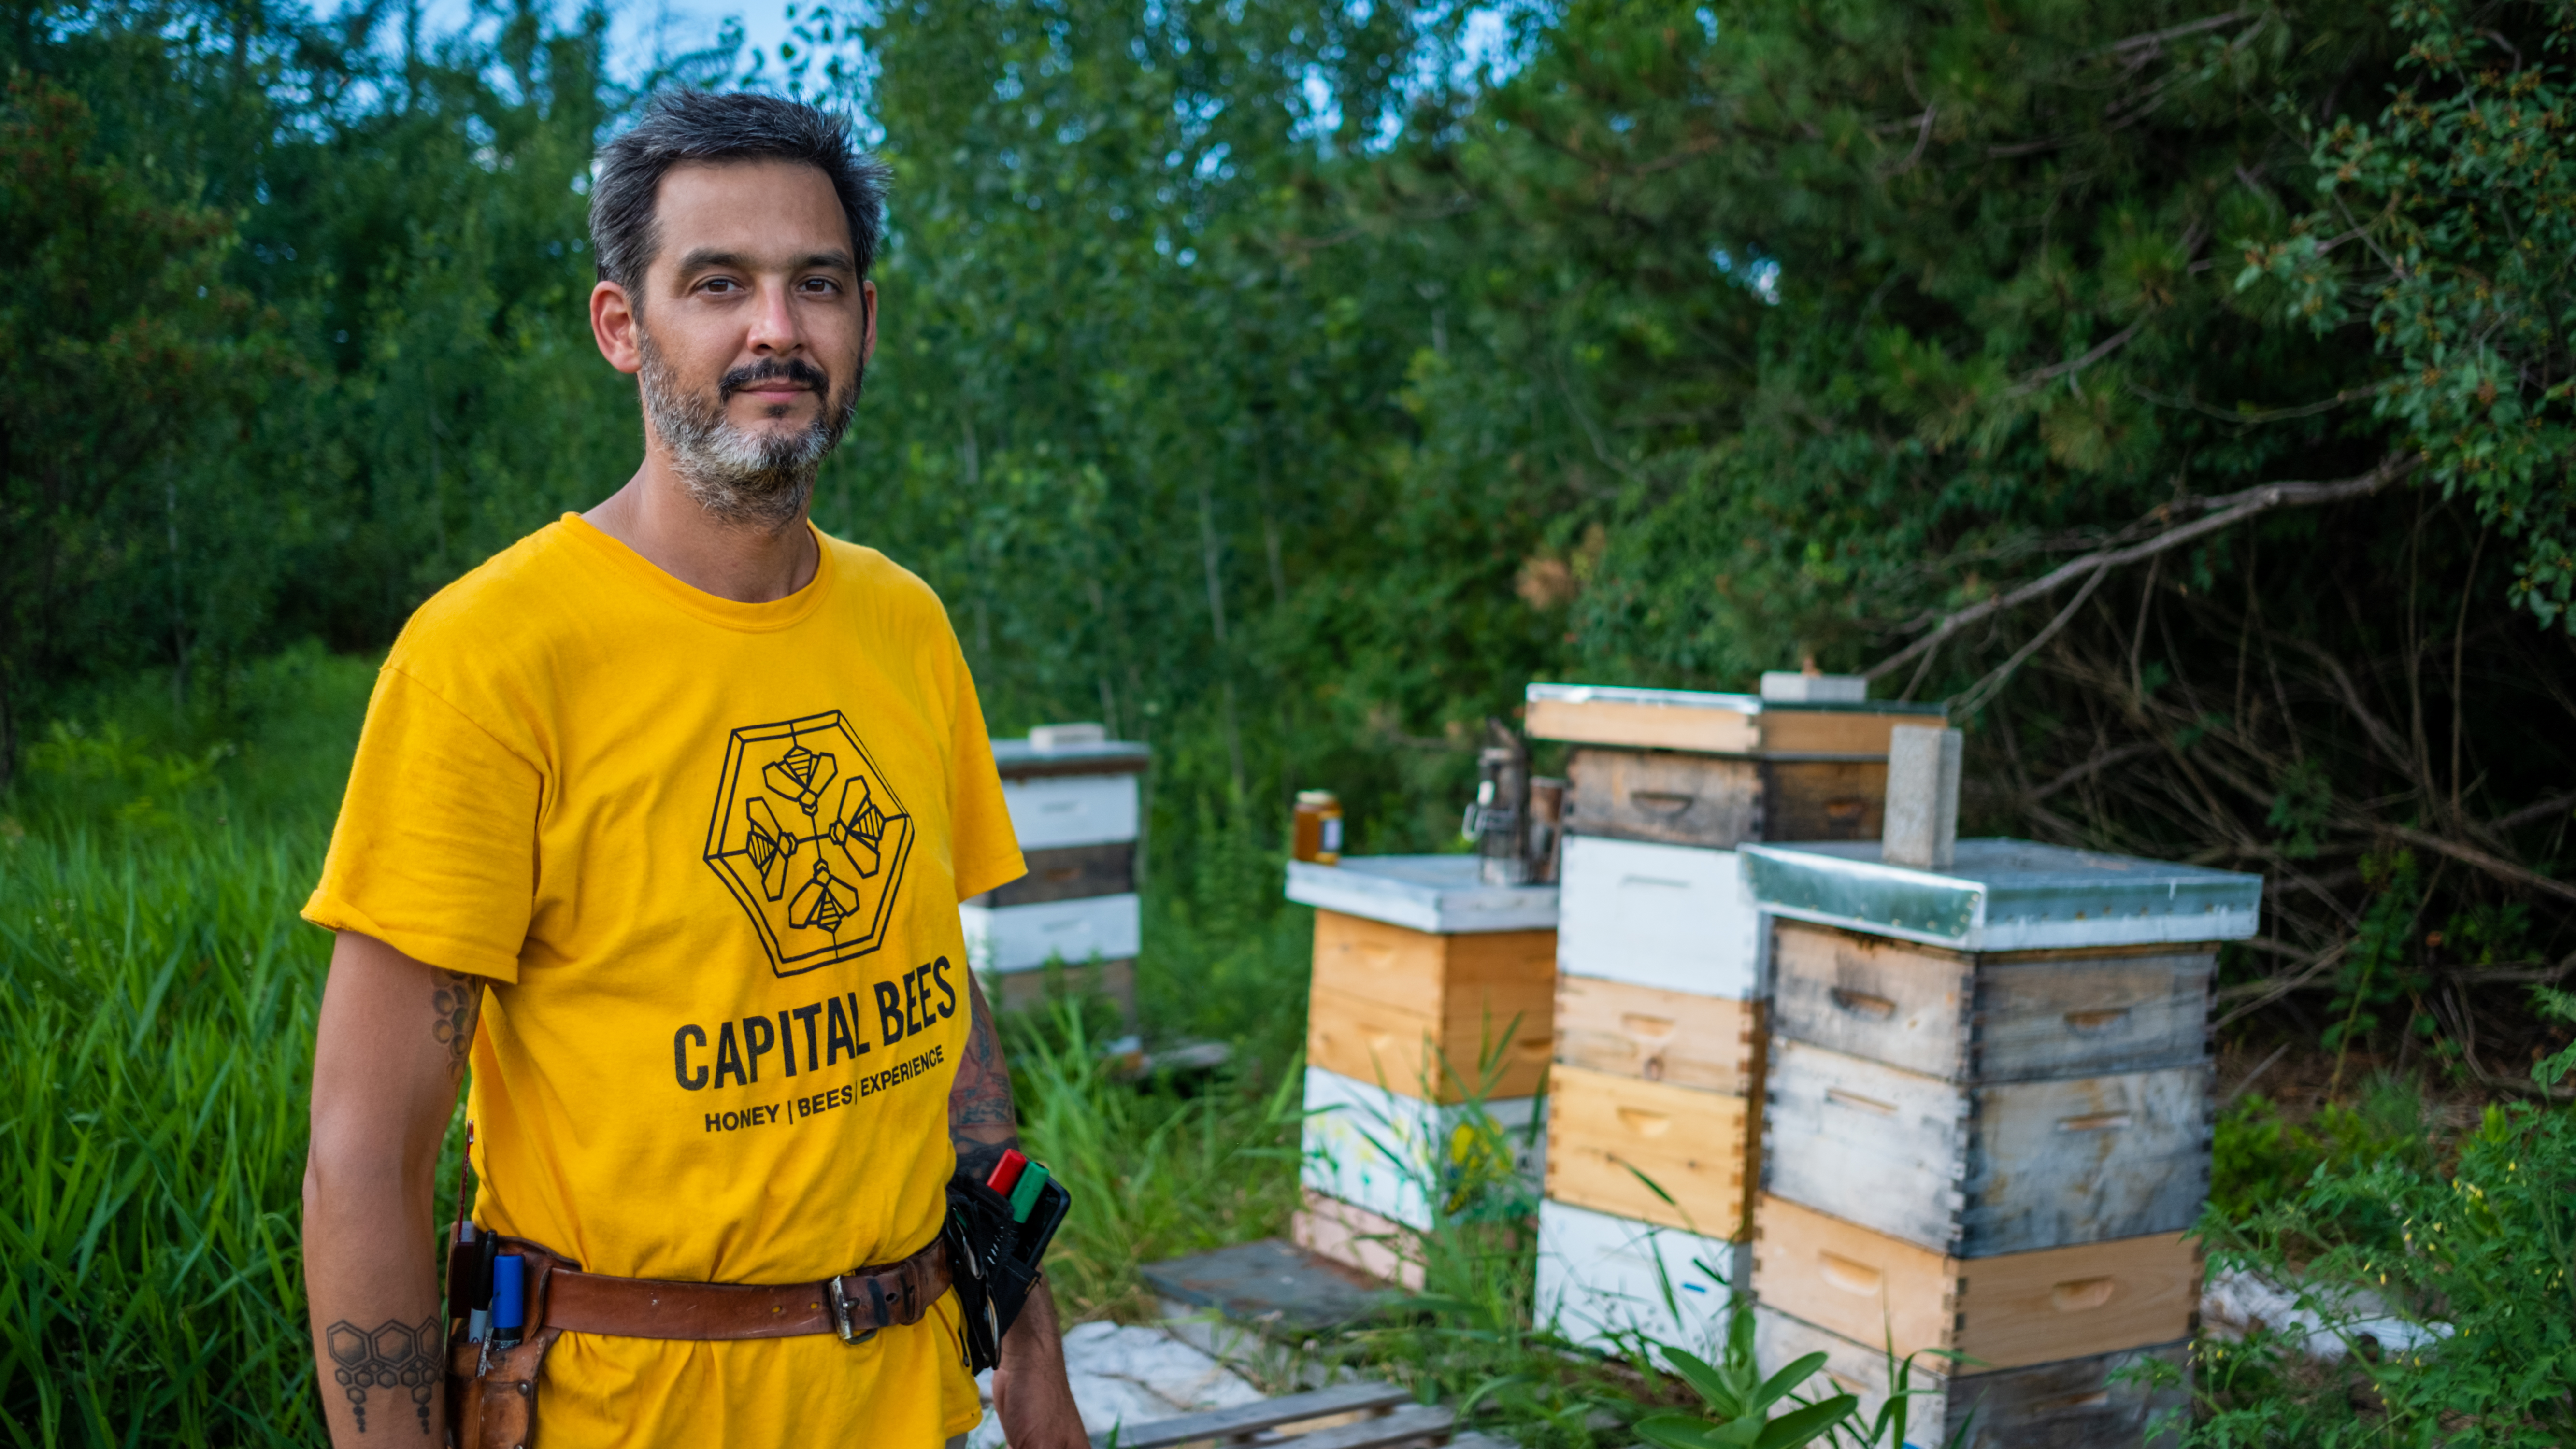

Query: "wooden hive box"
(988, 957), (1135, 1025)
(977, 732), (1149, 1023)
(1770, 920), (2216, 1084)
(971, 840), (1134, 908)
(1306, 908), (1557, 1101)
(1752, 1304), (2189, 1449)
(1536, 1197), (1748, 1355)
(992, 736), (1149, 851)
(1528, 683), (1946, 850)
(1301, 1067), (1544, 1231)
(1543, 1063), (1753, 1239)
(1555, 973), (1763, 1095)
(1750, 1194), (2201, 1373)
(958, 892), (1141, 974)
(1556, 836), (1763, 998)
(1762, 1038), (2212, 1257)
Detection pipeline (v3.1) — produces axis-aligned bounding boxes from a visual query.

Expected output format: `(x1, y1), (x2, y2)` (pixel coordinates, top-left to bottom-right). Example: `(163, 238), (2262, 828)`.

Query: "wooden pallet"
(1092, 1379), (1508, 1449)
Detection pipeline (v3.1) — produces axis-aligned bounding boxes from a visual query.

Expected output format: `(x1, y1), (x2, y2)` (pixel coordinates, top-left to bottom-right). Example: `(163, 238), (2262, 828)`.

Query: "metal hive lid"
(1285, 854), (1560, 934)
(1740, 838), (2261, 951)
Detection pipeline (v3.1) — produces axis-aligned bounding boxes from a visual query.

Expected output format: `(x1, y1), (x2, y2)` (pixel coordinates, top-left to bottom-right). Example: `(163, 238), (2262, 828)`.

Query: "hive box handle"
(1819, 1251), (1883, 1297)
(2051, 1277), (2118, 1311)
(1831, 988), (1898, 1021)
(1629, 790), (1697, 815)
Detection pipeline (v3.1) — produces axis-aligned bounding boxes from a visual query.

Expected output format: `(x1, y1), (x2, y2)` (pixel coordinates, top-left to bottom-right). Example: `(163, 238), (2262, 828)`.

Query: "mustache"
(719, 356), (832, 403)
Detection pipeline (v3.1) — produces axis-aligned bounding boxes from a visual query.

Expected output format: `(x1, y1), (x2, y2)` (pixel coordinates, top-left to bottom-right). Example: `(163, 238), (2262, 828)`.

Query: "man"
(300, 91), (1086, 1447)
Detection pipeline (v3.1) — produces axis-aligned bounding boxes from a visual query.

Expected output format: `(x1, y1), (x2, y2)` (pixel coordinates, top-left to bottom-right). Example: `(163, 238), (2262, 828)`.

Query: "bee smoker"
(1464, 718), (1531, 886)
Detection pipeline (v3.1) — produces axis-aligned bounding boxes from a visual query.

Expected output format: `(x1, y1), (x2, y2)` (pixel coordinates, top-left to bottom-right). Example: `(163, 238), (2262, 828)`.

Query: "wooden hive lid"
(1525, 681), (1947, 757)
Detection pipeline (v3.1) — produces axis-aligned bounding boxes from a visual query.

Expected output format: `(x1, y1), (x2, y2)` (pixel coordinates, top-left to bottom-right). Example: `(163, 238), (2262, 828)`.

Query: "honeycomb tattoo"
(323, 1315), (441, 1433)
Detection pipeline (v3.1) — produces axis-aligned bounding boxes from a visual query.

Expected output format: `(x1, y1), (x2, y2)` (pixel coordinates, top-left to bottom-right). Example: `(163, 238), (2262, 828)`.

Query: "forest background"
(7, 0), (2576, 1441)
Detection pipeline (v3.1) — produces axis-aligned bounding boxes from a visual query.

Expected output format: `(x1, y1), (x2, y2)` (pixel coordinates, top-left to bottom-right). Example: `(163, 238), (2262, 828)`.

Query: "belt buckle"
(825, 1276), (879, 1346)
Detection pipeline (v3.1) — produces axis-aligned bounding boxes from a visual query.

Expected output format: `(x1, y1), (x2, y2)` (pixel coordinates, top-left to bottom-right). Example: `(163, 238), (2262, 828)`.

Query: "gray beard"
(636, 330), (858, 529)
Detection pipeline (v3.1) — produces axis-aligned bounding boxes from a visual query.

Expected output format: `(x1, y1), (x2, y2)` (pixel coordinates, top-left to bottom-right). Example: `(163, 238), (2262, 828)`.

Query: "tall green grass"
(1000, 1001), (1306, 1321)
(0, 822), (334, 1443)
(1, 648), (371, 1444)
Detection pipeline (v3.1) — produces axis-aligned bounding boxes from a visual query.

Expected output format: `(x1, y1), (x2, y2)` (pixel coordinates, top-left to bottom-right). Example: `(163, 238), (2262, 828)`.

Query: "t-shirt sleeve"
(945, 647), (1025, 904)
(302, 665), (542, 982)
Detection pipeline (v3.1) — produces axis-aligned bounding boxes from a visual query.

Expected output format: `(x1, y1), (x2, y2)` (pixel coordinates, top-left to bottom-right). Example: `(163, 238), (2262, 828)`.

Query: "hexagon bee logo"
(704, 710), (915, 975)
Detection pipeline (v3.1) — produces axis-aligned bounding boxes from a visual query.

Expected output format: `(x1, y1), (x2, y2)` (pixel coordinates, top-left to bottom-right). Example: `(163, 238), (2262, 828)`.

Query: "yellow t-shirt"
(304, 515), (1022, 1446)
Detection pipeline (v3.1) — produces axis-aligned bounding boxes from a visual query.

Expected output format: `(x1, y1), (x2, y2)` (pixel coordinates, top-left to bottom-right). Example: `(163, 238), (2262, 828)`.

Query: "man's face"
(597, 158), (876, 524)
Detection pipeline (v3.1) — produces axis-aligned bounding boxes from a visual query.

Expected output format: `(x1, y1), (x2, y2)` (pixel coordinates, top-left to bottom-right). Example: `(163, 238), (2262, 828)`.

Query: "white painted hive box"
(1300, 1066), (1542, 1231)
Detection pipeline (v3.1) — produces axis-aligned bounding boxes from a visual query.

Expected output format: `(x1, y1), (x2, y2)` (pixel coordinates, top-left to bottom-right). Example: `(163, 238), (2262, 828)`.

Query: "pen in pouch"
(489, 1254), (525, 1349)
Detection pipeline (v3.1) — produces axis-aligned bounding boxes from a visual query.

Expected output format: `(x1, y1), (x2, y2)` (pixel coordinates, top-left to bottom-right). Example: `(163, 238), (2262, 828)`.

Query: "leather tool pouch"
(942, 1167), (1072, 1374)
(443, 1236), (569, 1449)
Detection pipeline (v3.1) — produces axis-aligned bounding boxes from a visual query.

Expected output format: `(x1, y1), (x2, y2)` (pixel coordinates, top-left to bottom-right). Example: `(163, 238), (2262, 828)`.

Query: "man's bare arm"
(948, 969), (1086, 1449)
(948, 968), (1021, 1183)
(304, 931), (483, 1444)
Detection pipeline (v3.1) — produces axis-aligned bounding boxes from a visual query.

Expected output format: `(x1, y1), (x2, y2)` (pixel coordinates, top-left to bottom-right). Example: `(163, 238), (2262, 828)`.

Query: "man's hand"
(949, 971), (1087, 1448)
(993, 1280), (1088, 1449)
(304, 931), (482, 1446)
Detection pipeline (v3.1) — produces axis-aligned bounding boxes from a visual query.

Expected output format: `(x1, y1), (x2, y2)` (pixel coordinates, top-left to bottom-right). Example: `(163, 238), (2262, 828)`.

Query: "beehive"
(1746, 838), (2260, 1446)
(969, 731), (1150, 1021)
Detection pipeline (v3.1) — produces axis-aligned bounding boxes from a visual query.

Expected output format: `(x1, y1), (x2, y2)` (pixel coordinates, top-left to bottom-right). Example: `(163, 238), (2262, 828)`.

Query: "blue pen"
(490, 1254), (526, 1349)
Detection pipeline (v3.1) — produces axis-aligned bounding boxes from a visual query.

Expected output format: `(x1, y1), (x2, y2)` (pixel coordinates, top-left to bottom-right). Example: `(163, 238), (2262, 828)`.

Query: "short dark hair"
(589, 91), (891, 293)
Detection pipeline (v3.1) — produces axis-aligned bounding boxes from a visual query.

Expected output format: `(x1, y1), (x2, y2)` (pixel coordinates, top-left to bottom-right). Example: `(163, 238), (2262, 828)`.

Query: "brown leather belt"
(534, 1235), (952, 1343)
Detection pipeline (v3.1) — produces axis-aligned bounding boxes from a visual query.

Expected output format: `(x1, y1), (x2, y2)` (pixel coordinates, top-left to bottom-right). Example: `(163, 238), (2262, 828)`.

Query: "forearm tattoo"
(948, 972), (1020, 1180)
(430, 970), (480, 1078)
(323, 1316), (441, 1434)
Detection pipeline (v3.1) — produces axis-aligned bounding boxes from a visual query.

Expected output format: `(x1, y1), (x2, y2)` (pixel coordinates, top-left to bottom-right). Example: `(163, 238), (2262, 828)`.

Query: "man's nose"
(745, 279), (802, 355)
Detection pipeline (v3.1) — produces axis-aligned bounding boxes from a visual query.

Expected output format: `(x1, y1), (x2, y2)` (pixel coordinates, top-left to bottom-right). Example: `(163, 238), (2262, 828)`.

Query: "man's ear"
(859, 279), (878, 369)
(591, 279), (642, 375)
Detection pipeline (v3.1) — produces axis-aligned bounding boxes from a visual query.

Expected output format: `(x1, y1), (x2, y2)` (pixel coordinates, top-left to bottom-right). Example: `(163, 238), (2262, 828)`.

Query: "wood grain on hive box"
(1309, 982), (1555, 1101)
(1757, 708), (1947, 756)
(1770, 922), (2215, 1083)
(1751, 1194), (2199, 1371)
(1753, 1304), (2189, 1449)
(1525, 694), (1761, 754)
(1759, 760), (1889, 843)
(1556, 837), (1761, 997)
(969, 841), (1135, 908)
(1555, 974), (1762, 1095)
(1292, 1188), (1424, 1290)
(1307, 909), (1556, 1101)
(1565, 749), (1761, 848)
(1763, 1039), (2210, 1256)
(1564, 751), (1889, 849)
(1544, 1064), (1752, 1239)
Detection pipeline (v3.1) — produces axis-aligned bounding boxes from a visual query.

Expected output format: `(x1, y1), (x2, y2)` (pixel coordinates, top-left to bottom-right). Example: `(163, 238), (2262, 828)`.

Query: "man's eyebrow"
(674, 246), (855, 275)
